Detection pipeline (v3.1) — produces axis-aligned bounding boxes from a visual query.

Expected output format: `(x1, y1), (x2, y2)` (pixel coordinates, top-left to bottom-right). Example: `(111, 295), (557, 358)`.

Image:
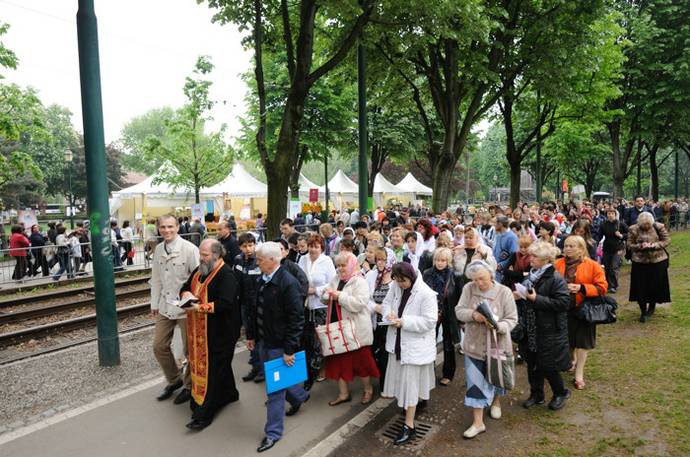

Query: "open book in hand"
(514, 283), (528, 300)
(171, 295), (199, 309)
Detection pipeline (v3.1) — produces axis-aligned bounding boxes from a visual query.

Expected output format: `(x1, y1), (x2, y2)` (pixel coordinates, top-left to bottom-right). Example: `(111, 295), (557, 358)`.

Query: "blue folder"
(264, 350), (308, 394)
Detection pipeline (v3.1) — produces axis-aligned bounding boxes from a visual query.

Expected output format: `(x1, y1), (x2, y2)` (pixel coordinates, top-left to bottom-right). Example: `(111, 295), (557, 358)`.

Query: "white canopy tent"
(298, 173), (320, 193)
(396, 173), (433, 196)
(319, 169), (359, 194)
(373, 173), (405, 194)
(202, 163), (267, 197)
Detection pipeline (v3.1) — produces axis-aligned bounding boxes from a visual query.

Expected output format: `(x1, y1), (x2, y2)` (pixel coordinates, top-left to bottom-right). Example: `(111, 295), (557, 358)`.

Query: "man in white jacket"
(150, 214), (200, 403)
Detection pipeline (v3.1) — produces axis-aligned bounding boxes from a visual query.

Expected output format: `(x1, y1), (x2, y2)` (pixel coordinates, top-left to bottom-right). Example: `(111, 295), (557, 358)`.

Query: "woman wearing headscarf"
(554, 235), (607, 390)
(422, 247), (462, 386)
(322, 252), (379, 406)
(381, 262), (438, 445)
(365, 247), (394, 387)
(455, 260), (517, 439)
(627, 212), (671, 322)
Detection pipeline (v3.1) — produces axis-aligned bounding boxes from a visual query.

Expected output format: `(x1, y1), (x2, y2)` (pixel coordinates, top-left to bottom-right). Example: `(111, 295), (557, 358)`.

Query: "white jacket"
(298, 253), (336, 310)
(453, 243), (497, 273)
(381, 275), (438, 365)
(150, 236), (199, 319)
(322, 275), (374, 347)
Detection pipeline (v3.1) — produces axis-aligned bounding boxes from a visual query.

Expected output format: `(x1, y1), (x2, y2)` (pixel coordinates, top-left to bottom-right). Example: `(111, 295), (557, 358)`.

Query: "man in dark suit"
(246, 242), (309, 453)
(624, 196), (653, 227)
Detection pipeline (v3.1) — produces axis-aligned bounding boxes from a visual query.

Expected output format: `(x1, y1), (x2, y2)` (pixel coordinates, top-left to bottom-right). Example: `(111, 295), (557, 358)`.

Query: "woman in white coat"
(298, 234), (337, 314)
(322, 252), (379, 406)
(381, 261), (438, 446)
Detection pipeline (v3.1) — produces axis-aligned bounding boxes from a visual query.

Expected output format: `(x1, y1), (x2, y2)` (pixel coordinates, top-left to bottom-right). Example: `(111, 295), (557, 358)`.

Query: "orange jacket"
(554, 257), (608, 306)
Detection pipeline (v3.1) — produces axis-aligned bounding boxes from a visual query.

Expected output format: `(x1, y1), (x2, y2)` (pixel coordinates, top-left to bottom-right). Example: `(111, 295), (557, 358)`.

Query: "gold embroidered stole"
(187, 259), (224, 405)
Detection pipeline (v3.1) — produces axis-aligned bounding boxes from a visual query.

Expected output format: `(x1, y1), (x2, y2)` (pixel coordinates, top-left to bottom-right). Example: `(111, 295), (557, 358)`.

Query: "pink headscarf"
(338, 252), (362, 281)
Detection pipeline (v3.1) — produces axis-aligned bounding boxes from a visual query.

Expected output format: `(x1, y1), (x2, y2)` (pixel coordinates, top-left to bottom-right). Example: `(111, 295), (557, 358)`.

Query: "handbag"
(485, 328), (515, 390)
(127, 249), (136, 259)
(315, 298), (361, 357)
(575, 294), (617, 324)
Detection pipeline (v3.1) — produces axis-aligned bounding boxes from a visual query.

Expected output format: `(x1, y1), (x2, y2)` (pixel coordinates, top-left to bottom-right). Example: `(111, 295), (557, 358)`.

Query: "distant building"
(489, 170), (535, 202)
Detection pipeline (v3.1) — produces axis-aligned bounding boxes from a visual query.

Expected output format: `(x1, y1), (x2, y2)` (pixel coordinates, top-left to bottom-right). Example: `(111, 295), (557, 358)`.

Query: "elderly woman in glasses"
(455, 260), (517, 439)
(380, 262), (438, 446)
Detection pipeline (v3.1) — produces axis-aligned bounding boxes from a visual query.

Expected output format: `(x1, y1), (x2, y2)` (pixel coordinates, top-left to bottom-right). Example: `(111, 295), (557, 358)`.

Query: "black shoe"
(393, 424), (416, 445)
(548, 389), (571, 411)
(156, 380), (183, 401)
(522, 395), (545, 409)
(639, 314), (648, 323)
(257, 437), (276, 453)
(185, 418), (212, 431)
(174, 388), (191, 405)
(286, 393), (309, 417)
(254, 372), (265, 383)
(242, 367), (258, 382)
(608, 288), (617, 294)
(647, 303), (656, 316)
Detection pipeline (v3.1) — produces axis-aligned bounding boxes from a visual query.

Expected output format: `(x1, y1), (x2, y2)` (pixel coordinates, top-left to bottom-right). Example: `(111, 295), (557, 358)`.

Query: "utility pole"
(357, 38), (368, 215)
(674, 149), (679, 199)
(535, 91), (542, 203)
(324, 154), (329, 221)
(76, 0), (120, 366)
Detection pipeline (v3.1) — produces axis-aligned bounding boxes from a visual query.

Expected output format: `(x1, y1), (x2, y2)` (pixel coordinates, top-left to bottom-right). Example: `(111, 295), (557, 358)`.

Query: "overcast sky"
(2, 0), (251, 144)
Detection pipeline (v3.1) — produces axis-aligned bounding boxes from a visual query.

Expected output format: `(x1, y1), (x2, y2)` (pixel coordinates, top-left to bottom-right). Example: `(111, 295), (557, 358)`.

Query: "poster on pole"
(191, 204), (203, 220)
(289, 199), (301, 218)
(17, 209), (38, 228)
(561, 179), (569, 193)
(308, 188), (319, 203)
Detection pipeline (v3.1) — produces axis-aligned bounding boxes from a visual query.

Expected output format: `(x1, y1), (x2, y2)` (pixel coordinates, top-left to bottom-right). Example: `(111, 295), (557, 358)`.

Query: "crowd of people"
(147, 194), (674, 452)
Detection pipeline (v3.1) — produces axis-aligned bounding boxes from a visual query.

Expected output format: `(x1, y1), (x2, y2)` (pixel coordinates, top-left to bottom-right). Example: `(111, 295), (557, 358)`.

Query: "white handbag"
(316, 299), (361, 356)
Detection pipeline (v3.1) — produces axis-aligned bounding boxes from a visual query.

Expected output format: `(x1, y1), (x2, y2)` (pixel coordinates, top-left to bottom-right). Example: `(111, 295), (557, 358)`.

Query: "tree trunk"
(508, 162), (521, 209)
(430, 156), (455, 213)
(648, 144), (660, 202)
(607, 121), (626, 198)
(265, 163), (290, 239)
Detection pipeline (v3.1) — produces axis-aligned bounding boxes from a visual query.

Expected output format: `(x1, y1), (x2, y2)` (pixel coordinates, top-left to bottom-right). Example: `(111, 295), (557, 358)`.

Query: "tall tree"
(606, 0), (690, 197)
(201, 0), (374, 236)
(144, 56), (232, 203)
(119, 107), (175, 175)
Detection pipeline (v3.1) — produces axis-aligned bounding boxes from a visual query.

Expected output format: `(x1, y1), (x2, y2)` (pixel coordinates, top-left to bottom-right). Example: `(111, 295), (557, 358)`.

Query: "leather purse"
(486, 328), (515, 390)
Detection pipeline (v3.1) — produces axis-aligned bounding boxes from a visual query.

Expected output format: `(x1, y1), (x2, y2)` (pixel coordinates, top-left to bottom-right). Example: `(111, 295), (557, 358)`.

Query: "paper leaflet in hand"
(514, 283), (528, 300)
(476, 300), (499, 329)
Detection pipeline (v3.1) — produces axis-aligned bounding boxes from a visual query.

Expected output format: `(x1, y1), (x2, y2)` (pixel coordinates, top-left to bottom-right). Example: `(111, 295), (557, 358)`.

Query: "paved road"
(0, 350), (375, 457)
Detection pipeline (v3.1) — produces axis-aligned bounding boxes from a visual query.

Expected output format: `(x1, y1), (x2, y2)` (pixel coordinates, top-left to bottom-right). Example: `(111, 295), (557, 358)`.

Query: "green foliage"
(0, 21), (18, 79)
(144, 56), (232, 202)
(119, 107), (175, 174)
(472, 122), (510, 195)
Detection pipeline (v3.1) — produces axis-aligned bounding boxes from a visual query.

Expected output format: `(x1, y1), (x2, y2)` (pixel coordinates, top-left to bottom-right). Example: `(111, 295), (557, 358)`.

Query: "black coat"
(422, 267), (462, 344)
(232, 253), (260, 311)
(247, 266), (304, 355)
(220, 235), (241, 267)
(600, 219), (628, 254)
(280, 258), (309, 300)
(518, 266), (571, 372)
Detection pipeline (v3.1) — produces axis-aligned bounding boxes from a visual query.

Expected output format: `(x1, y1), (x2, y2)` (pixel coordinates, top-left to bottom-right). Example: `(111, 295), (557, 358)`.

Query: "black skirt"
(568, 312), (596, 350)
(629, 260), (671, 304)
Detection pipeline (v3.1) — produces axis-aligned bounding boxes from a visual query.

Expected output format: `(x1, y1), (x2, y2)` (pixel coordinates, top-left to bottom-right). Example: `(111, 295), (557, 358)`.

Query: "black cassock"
(181, 262), (241, 423)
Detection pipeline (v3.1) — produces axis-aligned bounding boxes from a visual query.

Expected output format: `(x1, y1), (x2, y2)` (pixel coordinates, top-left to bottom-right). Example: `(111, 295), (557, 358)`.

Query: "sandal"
(361, 389), (374, 405)
(328, 395), (352, 406)
(574, 379), (586, 390)
(439, 378), (451, 386)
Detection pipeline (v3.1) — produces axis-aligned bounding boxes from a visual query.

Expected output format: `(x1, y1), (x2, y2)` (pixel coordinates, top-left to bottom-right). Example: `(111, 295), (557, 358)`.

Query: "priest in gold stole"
(180, 238), (241, 431)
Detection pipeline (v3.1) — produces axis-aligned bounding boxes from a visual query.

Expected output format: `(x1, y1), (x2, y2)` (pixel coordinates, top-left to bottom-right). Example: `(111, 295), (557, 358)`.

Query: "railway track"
(0, 302), (152, 347)
(0, 287), (150, 325)
(0, 275), (151, 309)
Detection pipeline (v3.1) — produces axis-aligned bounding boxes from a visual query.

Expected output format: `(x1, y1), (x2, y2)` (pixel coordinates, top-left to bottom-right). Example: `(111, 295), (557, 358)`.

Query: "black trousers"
(372, 325), (388, 388)
(436, 319), (456, 380)
(12, 256), (27, 280)
(524, 350), (566, 398)
(32, 250), (49, 276)
(602, 250), (620, 290)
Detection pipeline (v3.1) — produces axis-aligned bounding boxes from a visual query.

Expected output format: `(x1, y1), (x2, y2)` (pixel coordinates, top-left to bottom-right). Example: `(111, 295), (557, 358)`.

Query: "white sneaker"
(463, 424), (486, 439)
(490, 405), (502, 419)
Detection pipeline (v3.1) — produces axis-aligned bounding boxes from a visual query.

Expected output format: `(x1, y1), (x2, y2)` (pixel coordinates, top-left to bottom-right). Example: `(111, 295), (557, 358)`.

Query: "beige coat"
(150, 236), (199, 319)
(455, 281), (517, 361)
(627, 222), (670, 264)
(322, 275), (374, 347)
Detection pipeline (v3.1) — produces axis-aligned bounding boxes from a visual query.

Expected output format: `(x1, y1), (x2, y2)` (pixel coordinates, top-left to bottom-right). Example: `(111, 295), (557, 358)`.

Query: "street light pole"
(64, 149), (75, 229)
(77, 0), (120, 366)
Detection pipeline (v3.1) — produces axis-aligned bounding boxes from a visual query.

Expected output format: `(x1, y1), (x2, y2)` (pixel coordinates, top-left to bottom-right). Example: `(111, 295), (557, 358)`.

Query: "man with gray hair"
(150, 214), (199, 404)
(492, 215), (518, 283)
(179, 238), (241, 430)
(247, 242), (309, 453)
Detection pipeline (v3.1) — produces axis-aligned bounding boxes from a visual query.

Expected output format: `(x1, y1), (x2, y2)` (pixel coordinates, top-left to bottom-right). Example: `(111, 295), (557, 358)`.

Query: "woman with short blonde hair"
(528, 240), (560, 264)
